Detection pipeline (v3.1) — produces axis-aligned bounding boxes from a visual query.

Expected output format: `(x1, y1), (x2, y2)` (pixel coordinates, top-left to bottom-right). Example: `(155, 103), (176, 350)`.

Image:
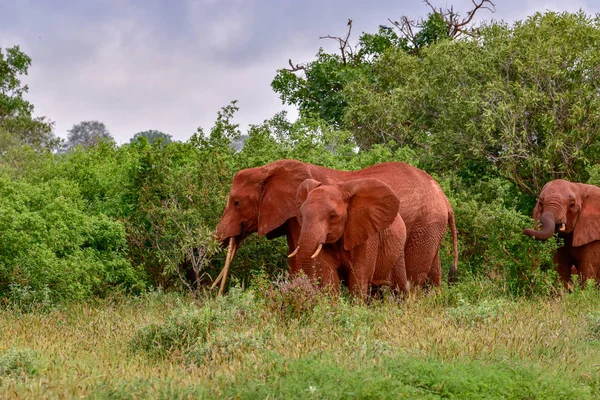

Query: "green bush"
(129, 307), (218, 358)
(0, 173), (144, 304)
(449, 187), (559, 296)
(0, 348), (39, 379)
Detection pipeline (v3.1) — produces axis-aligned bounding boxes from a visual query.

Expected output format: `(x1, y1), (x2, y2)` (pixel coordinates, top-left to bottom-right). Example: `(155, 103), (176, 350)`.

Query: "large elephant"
(214, 159), (458, 292)
(291, 178), (408, 300)
(524, 179), (600, 284)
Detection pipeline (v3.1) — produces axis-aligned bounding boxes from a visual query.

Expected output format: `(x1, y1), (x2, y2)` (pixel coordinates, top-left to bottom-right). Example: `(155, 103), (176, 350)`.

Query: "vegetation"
(130, 130), (172, 145)
(2, 7), (600, 397)
(1, 281), (600, 398)
(63, 120), (114, 151)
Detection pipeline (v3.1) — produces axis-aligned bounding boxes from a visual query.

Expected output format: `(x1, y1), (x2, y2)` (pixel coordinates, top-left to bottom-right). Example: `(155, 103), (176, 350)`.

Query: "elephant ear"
(257, 160), (312, 236)
(296, 179), (322, 206)
(573, 185), (600, 247)
(342, 178), (400, 251)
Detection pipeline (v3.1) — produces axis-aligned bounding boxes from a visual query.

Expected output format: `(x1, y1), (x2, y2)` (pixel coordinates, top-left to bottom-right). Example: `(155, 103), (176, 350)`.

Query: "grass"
(1, 277), (600, 399)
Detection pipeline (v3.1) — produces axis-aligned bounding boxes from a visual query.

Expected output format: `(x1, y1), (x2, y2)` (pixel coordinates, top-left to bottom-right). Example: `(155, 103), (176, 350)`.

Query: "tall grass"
(1, 277), (599, 398)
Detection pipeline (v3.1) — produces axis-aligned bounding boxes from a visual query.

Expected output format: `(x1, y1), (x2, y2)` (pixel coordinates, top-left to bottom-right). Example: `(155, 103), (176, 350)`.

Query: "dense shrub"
(0, 348), (39, 379)
(0, 172), (144, 303)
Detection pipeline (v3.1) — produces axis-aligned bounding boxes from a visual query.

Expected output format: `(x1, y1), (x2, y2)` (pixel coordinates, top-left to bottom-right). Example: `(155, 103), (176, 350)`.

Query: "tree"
(271, 1), (494, 127)
(63, 121), (114, 151)
(0, 45), (58, 151)
(130, 130), (172, 145)
(344, 11), (600, 194)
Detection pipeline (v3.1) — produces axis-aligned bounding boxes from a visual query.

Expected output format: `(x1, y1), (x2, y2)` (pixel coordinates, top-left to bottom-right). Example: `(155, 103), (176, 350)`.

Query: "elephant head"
(292, 178), (400, 274)
(524, 179), (600, 247)
(214, 160), (311, 291)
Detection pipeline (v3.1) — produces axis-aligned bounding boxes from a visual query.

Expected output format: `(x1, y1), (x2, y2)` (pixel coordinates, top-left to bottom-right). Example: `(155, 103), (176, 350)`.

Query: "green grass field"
(2, 276), (600, 399)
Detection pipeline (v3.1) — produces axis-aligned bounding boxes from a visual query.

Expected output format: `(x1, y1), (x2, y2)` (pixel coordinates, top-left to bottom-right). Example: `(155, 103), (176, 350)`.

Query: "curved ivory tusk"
(211, 237), (236, 294)
(311, 243), (323, 259)
(219, 237), (237, 296)
(559, 223), (566, 232)
(288, 246), (300, 258)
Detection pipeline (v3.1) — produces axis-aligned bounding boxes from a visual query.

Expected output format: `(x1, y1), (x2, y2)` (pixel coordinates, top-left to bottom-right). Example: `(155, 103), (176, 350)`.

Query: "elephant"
(291, 178), (409, 300)
(524, 179), (600, 284)
(214, 159), (458, 292)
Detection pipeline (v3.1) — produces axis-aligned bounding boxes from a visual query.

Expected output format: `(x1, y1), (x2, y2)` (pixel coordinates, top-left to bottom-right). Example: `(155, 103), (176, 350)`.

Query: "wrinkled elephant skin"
(292, 178), (409, 300)
(215, 159), (458, 291)
(524, 179), (600, 284)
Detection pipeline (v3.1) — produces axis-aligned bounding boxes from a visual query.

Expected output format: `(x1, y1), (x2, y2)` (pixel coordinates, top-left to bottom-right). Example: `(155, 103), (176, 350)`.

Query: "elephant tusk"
(311, 243), (323, 259)
(288, 246), (300, 258)
(559, 223), (566, 232)
(211, 237), (237, 295)
(219, 237), (237, 295)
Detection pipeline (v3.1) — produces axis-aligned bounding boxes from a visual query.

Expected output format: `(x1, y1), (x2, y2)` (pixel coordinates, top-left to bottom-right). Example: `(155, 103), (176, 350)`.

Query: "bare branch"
(392, 0), (496, 49)
(454, 0), (496, 30)
(319, 18), (354, 65)
(285, 59), (306, 72)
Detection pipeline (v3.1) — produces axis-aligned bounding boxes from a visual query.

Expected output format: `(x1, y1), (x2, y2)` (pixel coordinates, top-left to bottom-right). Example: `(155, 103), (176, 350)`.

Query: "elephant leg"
(427, 252), (442, 287)
(391, 252), (409, 295)
(576, 243), (600, 284)
(404, 225), (445, 288)
(318, 263), (341, 294)
(348, 276), (369, 301)
(346, 262), (371, 302)
(554, 247), (574, 284)
(577, 242), (600, 284)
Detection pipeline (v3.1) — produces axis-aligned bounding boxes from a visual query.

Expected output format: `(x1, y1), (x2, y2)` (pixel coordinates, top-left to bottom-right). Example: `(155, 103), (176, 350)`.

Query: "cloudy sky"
(1, 0), (598, 143)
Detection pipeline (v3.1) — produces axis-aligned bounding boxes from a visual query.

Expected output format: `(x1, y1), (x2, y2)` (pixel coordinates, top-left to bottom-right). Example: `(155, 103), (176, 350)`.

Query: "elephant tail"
(448, 207), (459, 283)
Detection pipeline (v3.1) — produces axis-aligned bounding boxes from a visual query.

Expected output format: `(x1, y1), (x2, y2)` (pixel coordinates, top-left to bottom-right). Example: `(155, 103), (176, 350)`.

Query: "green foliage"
(0, 45), (33, 119)
(271, 8), (475, 129)
(447, 180), (559, 296)
(130, 307), (217, 358)
(0, 45), (57, 151)
(345, 11), (600, 195)
(446, 297), (508, 326)
(129, 130), (172, 146)
(262, 274), (324, 321)
(63, 120), (114, 151)
(0, 172), (144, 303)
(0, 348), (39, 379)
(4, 282), (600, 398)
(220, 352), (593, 399)
(412, 11), (451, 49)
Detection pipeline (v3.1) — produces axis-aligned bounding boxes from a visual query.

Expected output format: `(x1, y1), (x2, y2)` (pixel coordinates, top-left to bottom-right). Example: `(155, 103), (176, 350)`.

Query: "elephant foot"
(371, 279), (392, 286)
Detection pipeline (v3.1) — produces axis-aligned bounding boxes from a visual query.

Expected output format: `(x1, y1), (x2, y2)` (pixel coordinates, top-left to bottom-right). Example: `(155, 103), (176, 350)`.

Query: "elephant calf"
(289, 178), (409, 300)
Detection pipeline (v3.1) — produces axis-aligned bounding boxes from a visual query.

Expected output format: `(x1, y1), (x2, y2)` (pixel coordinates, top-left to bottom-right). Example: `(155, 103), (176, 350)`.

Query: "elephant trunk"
(295, 234), (324, 278)
(215, 213), (239, 246)
(524, 213), (556, 241)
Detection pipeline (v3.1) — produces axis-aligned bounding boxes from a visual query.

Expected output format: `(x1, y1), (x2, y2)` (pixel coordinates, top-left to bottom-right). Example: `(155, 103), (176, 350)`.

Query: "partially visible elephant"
(215, 159), (458, 291)
(291, 178), (408, 300)
(524, 179), (600, 284)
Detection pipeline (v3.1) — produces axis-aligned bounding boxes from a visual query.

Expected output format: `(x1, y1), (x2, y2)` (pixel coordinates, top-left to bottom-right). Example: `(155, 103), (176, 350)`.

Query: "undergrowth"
(1, 275), (600, 398)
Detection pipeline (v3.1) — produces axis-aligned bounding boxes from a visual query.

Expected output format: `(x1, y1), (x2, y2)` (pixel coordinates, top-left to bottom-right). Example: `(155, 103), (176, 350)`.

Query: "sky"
(1, 0), (598, 144)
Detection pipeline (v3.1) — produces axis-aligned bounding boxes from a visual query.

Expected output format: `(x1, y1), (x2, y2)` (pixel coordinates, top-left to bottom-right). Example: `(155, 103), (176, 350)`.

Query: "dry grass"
(1, 278), (599, 399)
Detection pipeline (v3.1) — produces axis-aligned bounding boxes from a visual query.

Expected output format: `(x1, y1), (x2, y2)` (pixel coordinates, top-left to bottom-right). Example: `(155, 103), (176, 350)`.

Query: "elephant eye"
(329, 213), (336, 222)
(570, 202), (576, 208)
(233, 199), (240, 208)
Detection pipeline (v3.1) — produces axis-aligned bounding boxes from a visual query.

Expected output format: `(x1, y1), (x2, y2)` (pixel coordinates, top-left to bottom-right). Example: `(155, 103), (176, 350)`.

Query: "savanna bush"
(448, 187), (559, 296)
(0, 348), (39, 379)
(0, 172), (144, 304)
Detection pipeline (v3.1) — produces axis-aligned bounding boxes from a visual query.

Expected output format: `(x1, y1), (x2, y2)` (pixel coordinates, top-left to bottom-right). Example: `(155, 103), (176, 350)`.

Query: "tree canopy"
(0, 45), (57, 151)
(63, 120), (114, 151)
(130, 130), (172, 145)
